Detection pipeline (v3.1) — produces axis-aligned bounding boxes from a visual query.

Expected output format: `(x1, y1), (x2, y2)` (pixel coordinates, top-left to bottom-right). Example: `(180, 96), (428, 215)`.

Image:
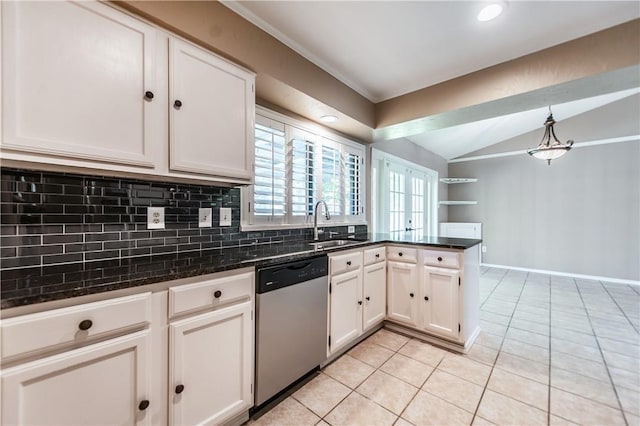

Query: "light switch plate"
(199, 208), (212, 228)
(147, 207), (165, 229)
(347, 225), (355, 234)
(219, 207), (232, 226)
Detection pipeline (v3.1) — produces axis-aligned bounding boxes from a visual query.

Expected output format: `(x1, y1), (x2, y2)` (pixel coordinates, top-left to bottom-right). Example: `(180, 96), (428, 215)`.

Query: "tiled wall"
(0, 168), (366, 269)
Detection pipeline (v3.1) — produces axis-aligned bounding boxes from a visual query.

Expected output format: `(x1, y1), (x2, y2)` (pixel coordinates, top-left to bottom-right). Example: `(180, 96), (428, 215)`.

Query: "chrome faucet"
(313, 200), (331, 240)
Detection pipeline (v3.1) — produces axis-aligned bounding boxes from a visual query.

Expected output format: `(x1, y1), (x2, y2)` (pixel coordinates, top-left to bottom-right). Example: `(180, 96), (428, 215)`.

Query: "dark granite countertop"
(0, 234), (480, 309)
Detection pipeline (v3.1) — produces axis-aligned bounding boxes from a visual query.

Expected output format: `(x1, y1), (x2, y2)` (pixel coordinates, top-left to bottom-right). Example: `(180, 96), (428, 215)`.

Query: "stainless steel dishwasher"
(255, 255), (328, 407)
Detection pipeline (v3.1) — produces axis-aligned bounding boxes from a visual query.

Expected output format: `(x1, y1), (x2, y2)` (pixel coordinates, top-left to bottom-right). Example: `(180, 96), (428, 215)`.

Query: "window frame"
(241, 107), (367, 231)
(250, 115), (287, 226)
(371, 148), (438, 237)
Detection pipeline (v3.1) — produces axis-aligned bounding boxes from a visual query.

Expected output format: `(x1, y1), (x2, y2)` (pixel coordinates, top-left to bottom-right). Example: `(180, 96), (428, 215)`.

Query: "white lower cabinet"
(386, 260), (418, 326)
(328, 247), (386, 356)
(422, 266), (460, 340)
(385, 245), (481, 352)
(169, 301), (253, 425)
(1, 330), (152, 425)
(362, 262), (386, 330)
(0, 269), (255, 426)
(168, 270), (254, 425)
(329, 269), (363, 353)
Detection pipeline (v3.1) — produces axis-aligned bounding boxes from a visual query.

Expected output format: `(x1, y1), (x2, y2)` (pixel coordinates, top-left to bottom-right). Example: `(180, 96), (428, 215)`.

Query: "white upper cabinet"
(1, 1), (255, 185)
(1, 1), (160, 168)
(169, 38), (255, 181)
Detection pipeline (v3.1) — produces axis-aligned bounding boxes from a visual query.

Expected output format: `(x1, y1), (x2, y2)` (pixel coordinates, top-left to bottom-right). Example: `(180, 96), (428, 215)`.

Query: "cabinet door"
(329, 269), (363, 354)
(386, 261), (418, 326)
(363, 262), (386, 331)
(422, 266), (460, 340)
(170, 301), (252, 426)
(169, 38), (254, 180)
(1, 331), (152, 425)
(1, 1), (159, 168)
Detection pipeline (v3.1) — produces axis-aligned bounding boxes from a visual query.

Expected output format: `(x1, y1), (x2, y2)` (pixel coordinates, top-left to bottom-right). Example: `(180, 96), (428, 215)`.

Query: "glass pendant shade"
(527, 111), (574, 165)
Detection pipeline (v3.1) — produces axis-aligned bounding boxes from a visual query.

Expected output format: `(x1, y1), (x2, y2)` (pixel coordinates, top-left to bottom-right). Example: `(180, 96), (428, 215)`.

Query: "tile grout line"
(479, 268), (509, 308)
(318, 334), (415, 425)
(374, 335), (430, 425)
(573, 278), (630, 426)
(596, 280), (640, 334)
(396, 347), (446, 425)
(471, 271), (531, 425)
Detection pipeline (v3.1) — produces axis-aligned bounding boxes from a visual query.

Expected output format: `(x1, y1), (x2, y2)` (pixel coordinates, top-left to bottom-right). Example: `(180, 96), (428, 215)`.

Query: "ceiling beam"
(375, 19), (640, 140)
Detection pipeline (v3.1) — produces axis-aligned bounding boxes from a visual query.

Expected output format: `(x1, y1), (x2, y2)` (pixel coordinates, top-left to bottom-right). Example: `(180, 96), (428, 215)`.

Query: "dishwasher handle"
(285, 261), (312, 271)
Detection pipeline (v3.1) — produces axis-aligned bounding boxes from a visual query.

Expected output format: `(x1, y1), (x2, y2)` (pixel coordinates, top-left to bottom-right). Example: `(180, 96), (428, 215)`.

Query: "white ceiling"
(224, 1), (640, 159)
(224, 1), (639, 102)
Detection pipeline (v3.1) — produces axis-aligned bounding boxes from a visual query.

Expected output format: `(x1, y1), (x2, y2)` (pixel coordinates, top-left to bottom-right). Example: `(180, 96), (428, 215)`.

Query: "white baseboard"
(481, 263), (640, 286)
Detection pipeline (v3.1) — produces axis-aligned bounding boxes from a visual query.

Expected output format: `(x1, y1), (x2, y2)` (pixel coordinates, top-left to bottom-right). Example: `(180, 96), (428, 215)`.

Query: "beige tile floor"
(251, 267), (640, 426)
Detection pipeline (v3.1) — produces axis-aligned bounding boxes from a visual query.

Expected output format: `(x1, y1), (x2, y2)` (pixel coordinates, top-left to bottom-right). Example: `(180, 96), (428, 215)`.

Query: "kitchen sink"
(308, 239), (364, 250)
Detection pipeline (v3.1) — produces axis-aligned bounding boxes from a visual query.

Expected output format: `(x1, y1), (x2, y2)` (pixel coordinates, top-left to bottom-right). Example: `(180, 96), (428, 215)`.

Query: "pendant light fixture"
(527, 107), (574, 165)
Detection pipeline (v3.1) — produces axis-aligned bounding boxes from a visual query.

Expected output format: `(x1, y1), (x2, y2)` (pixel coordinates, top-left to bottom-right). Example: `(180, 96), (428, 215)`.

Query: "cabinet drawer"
(330, 251), (363, 276)
(386, 246), (417, 263)
(423, 250), (460, 269)
(1, 292), (152, 361)
(169, 271), (253, 317)
(363, 247), (386, 266)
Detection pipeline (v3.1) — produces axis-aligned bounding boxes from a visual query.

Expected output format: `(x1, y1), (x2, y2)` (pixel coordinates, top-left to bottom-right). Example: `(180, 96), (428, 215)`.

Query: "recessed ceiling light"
(477, 3), (504, 22)
(320, 115), (338, 123)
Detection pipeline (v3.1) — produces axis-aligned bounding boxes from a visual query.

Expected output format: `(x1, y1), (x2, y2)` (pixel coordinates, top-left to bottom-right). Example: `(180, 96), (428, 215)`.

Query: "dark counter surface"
(1, 234), (481, 309)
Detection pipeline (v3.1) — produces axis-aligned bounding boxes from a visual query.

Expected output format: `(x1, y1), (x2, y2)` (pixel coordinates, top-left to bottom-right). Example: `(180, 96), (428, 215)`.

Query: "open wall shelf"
(440, 177), (478, 205)
(440, 178), (478, 184)
(439, 201), (478, 206)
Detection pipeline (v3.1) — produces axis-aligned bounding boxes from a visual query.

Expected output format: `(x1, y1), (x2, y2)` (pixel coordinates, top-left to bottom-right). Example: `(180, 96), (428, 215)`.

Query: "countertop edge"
(1, 238), (482, 310)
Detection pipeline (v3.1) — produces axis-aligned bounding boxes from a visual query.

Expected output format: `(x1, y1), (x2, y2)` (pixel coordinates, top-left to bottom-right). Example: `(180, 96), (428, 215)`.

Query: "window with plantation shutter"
(243, 108), (366, 229)
(344, 149), (362, 218)
(320, 142), (342, 217)
(290, 130), (316, 220)
(253, 118), (286, 221)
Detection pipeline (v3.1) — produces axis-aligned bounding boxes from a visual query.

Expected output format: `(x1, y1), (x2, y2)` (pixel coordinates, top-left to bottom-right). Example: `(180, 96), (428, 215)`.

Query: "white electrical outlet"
(482, 245), (487, 253)
(219, 207), (232, 226)
(147, 207), (165, 229)
(199, 208), (212, 228)
(348, 225), (355, 234)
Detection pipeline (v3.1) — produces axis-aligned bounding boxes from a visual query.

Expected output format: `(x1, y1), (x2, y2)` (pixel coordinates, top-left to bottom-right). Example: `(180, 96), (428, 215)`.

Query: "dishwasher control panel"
(256, 256), (328, 294)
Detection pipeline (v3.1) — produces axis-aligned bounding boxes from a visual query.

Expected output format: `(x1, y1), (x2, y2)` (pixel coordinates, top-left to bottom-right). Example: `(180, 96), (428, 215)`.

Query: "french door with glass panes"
(387, 163), (430, 238)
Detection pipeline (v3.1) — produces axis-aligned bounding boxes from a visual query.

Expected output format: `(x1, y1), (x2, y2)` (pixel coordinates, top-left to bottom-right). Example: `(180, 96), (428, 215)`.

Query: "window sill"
(240, 220), (367, 232)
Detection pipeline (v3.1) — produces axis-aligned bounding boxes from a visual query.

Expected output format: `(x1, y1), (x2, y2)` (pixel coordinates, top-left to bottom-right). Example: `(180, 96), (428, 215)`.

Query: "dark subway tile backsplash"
(1, 168), (367, 269)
